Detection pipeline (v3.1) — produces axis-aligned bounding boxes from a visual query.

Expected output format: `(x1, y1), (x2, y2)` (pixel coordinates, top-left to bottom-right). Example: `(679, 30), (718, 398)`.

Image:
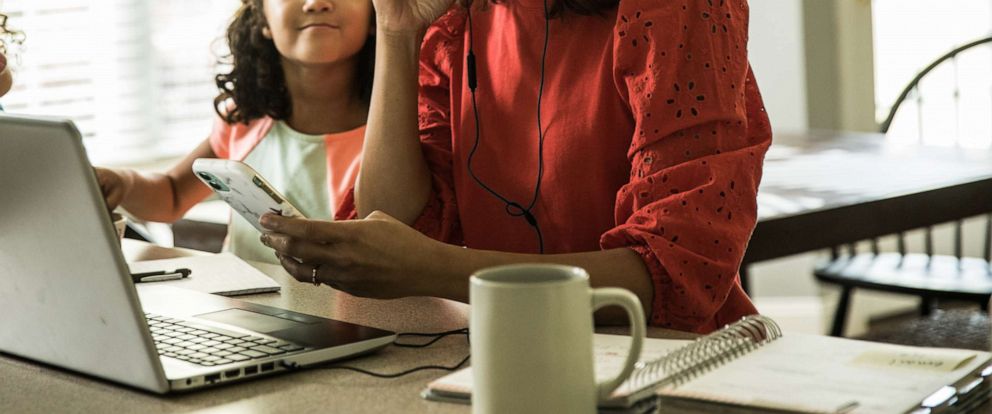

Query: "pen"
(131, 268), (192, 283)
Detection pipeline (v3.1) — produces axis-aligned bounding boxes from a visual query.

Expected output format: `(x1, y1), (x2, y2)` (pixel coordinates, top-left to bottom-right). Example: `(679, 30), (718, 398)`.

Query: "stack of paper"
(128, 253), (280, 296)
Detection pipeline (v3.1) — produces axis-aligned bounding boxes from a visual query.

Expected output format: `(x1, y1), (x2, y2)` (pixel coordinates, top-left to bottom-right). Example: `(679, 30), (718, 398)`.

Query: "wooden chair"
(814, 36), (992, 337)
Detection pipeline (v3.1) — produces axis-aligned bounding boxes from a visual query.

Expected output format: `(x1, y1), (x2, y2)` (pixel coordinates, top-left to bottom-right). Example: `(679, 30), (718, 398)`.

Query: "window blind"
(1, 0), (235, 165)
(872, 0), (992, 148)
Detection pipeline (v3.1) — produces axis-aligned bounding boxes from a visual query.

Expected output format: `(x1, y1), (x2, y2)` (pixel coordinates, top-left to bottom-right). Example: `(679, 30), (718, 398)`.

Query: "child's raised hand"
(373, 0), (455, 35)
(94, 167), (133, 213)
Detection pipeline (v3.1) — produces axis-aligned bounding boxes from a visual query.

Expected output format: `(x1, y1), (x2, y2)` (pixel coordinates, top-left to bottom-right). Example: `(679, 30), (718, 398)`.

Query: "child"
(97, 0), (374, 264)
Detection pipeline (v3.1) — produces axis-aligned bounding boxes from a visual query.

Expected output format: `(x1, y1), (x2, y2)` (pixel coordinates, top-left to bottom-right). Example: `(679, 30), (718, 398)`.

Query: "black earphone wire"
(318, 353), (471, 379)
(301, 3), (552, 380)
(312, 328), (470, 379)
(465, 0), (550, 253)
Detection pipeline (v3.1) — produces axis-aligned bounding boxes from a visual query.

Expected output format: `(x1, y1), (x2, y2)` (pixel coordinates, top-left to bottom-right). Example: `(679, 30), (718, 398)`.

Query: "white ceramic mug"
(469, 264), (645, 414)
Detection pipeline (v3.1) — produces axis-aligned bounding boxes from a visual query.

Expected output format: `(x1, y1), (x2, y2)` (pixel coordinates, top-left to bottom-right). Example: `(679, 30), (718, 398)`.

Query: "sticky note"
(853, 348), (977, 372)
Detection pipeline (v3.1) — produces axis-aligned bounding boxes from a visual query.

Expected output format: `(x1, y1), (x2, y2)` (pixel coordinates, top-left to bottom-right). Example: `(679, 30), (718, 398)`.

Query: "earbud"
(467, 51), (477, 91)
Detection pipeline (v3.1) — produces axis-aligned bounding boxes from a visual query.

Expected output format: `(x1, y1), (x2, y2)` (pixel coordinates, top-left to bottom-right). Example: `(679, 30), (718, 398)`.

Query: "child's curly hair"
(214, 0), (375, 125)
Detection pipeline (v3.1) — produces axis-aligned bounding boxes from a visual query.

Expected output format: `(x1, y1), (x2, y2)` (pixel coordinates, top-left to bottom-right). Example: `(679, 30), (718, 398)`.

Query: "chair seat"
(815, 253), (992, 299)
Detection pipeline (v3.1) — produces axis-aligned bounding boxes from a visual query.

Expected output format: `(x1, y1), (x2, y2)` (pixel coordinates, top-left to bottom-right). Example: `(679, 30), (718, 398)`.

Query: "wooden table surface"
(0, 240), (695, 414)
(747, 130), (992, 263)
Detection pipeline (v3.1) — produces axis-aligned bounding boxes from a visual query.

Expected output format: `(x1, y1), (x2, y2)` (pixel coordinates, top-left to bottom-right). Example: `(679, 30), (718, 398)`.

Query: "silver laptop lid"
(0, 114), (168, 393)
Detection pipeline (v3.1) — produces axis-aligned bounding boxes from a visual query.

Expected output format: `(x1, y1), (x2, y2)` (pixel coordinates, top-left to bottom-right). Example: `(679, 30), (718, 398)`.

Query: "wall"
(747, 0), (809, 133)
(803, 0), (878, 132)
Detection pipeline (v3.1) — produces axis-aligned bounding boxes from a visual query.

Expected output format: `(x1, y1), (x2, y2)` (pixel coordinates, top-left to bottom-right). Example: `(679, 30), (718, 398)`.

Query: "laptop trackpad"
(196, 308), (303, 333)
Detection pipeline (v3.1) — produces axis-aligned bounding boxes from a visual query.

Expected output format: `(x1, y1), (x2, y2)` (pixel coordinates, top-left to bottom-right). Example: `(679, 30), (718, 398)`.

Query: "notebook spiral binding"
(628, 315), (783, 391)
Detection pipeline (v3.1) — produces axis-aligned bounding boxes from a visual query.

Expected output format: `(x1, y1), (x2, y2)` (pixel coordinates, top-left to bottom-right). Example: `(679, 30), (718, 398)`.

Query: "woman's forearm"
(428, 244), (655, 324)
(356, 31), (432, 222)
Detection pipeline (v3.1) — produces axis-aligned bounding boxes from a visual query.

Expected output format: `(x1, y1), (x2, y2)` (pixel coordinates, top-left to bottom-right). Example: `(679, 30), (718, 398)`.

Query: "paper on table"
(426, 334), (690, 403)
(128, 253), (280, 296)
(660, 334), (986, 414)
(597, 334), (689, 398)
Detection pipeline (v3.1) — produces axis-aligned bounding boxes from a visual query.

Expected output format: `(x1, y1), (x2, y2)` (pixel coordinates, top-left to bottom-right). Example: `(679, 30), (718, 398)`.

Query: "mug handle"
(590, 288), (645, 401)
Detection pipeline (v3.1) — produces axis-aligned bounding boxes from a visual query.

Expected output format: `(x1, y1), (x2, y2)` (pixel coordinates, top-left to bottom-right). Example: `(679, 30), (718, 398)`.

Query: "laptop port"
(225, 369), (240, 379)
(245, 366), (258, 375)
(260, 362), (274, 372)
(205, 373), (221, 383)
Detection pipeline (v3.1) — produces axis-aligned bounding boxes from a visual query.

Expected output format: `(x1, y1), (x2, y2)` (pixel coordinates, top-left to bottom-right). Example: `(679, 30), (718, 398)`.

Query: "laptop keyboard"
(146, 313), (306, 367)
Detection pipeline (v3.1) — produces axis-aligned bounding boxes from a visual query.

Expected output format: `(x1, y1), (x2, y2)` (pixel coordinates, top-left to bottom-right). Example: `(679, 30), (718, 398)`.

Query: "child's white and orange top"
(209, 116), (364, 264)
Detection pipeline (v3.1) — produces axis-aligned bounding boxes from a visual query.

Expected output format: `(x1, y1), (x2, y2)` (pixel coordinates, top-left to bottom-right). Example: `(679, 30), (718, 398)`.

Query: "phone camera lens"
(209, 181), (223, 191)
(198, 172), (213, 181)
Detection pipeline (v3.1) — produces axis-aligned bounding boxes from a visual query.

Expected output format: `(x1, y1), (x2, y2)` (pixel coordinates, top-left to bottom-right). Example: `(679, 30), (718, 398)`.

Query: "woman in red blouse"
(260, 0), (772, 333)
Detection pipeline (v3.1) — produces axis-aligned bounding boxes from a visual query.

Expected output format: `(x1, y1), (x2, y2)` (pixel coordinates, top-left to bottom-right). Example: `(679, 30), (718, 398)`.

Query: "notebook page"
(597, 334), (688, 399)
(661, 334), (989, 414)
(426, 334), (690, 404)
(128, 253), (280, 296)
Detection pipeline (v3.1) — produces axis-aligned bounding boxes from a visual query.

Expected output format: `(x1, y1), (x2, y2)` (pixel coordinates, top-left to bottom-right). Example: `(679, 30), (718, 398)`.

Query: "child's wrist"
(117, 168), (137, 201)
(375, 25), (424, 45)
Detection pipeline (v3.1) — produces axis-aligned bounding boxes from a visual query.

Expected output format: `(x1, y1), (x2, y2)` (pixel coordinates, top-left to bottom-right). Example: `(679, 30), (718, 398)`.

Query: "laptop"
(0, 113), (396, 393)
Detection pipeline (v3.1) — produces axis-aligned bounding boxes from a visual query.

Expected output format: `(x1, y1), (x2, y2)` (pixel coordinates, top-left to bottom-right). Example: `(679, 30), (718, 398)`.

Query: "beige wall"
(749, 0), (809, 132)
(748, 0), (877, 132)
(803, 0), (878, 132)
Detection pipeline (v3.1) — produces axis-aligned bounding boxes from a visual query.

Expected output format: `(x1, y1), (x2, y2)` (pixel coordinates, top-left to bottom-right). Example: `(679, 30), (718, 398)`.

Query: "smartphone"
(191, 159), (306, 232)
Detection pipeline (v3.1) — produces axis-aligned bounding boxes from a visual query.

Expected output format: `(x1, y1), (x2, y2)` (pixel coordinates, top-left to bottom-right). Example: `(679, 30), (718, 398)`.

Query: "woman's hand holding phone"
(259, 210), (448, 298)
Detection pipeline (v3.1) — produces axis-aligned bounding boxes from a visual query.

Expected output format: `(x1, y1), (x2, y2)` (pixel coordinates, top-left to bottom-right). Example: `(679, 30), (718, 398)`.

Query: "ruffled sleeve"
(409, 10), (467, 245)
(600, 0), (772, 332)
(207, 114), (233, 159)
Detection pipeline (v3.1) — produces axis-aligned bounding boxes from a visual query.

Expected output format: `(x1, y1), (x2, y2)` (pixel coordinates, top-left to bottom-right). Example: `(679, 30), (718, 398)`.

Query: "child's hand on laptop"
(94, 167), (134, 212)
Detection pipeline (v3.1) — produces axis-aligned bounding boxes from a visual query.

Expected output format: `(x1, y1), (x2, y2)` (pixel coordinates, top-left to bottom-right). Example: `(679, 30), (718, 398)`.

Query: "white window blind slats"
(872, 0), (992, 148)
(2, 0), (235, 165)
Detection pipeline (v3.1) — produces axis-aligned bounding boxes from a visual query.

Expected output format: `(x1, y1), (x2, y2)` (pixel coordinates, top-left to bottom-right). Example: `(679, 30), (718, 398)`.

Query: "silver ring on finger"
(311, 264), (321, 286)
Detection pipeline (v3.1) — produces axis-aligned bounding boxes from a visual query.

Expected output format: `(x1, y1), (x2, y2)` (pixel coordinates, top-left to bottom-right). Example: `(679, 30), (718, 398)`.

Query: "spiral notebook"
(423, 316), (992, 414)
